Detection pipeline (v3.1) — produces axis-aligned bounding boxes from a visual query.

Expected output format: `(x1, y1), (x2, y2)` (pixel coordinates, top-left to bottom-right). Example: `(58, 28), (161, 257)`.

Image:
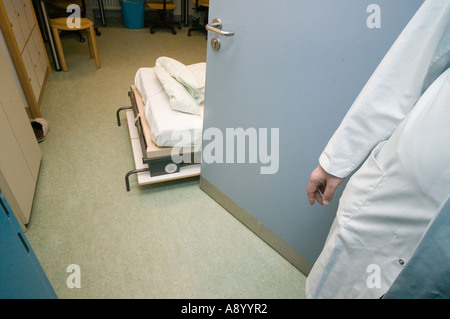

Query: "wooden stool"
(50, 17), (101, 72)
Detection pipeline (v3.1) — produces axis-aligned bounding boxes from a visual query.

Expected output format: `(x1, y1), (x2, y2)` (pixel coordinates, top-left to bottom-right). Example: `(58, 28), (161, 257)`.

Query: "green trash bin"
(120, 0), (145, 29)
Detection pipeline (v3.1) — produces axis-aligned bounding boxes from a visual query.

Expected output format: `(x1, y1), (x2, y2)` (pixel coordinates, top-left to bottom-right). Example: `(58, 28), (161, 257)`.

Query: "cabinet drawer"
(21, 46), (41, 102)
(2, 0), (26, 52)
(31, 27), (48, 74)
(25, 29), (45, 87)
(11, 0), (32, 41)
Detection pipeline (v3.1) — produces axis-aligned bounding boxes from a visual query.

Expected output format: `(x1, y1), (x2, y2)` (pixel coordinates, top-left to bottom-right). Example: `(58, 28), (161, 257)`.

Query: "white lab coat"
(306, 0), (450, 299)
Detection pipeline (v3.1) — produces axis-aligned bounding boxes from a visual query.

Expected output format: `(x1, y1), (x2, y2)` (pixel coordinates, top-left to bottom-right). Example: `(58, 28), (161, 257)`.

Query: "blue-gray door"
(0, 192), (57, 298)
(201, 0), (424, 274)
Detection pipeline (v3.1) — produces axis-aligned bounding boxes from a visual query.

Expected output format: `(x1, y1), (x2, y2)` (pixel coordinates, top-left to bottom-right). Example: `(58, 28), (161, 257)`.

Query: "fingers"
(309, 182), (327, 206)
(322, 185), (333, 206)
(307, 165), (345, 206)
(322, 177), (344, 205)
(314, 189), (324, 205)
(307, 187), (322, 205)
(306, 168), (326, 205)
(309, 182), (331, 206)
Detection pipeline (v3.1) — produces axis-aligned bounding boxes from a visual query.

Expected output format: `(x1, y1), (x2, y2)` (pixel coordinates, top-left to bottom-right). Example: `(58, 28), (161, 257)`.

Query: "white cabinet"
(0, 0), (50, 119)
(0, 30), (42, 231)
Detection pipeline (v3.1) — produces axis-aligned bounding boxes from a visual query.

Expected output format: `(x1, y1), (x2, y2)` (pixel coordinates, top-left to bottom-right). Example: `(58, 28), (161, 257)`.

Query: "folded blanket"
(154, 57), (206, 114)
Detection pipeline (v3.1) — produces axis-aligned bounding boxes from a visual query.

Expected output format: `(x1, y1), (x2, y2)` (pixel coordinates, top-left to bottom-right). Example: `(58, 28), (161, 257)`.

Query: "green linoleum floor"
(25, 18), (306, 299)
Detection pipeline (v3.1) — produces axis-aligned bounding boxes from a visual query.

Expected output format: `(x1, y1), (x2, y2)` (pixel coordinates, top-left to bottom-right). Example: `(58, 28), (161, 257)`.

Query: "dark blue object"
(0, 191), (57, 299)
(384, 196), (450, 299)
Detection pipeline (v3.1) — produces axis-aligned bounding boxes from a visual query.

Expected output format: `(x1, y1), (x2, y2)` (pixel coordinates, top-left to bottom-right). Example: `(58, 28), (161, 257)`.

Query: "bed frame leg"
(116, 106), (132, 126)
(125, 168), (151, 191)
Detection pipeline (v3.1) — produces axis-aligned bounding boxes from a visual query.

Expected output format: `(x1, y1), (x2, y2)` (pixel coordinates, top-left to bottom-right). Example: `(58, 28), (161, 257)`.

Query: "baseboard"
(199, 177), (313, 276)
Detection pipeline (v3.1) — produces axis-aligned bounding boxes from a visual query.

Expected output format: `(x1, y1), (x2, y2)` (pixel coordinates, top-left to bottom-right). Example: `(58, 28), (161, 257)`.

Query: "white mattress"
(134, 63), (206, 147)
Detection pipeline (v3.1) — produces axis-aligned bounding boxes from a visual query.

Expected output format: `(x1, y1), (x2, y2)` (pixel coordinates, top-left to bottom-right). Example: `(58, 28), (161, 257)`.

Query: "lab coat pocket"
(337, 141), (386, 227)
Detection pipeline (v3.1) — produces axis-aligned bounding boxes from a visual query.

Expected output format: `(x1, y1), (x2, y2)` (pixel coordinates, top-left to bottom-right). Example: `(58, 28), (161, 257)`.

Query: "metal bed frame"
(116, 85), (201, 191)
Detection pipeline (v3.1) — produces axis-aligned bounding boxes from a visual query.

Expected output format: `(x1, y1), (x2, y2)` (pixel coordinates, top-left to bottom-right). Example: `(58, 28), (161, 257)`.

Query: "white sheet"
(134, 63), (206, 147)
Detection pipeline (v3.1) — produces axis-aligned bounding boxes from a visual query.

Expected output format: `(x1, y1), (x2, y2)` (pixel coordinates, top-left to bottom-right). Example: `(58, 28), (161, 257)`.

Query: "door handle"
(206, 18), (234, 37)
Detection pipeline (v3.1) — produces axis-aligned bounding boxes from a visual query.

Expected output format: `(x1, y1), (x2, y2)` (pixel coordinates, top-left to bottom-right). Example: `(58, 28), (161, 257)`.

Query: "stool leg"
(88, 26), (101, 69)
(51, 27), (67, 72)
(86, 30), (95, 58)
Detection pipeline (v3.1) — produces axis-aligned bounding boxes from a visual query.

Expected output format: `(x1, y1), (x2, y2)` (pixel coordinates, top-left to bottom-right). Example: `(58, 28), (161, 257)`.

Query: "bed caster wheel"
(172, 30), (177, 35)
(165, 163), (178, 174)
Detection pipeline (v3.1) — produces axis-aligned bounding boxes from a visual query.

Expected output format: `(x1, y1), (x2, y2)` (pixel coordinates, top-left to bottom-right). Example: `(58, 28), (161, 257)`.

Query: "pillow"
(154, 66), (201, 115)
(156, 57), (205, 103)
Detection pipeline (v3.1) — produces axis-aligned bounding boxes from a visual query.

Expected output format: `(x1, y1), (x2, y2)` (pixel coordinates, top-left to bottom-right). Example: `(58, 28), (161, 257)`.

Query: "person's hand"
(307, 165), (345, 206)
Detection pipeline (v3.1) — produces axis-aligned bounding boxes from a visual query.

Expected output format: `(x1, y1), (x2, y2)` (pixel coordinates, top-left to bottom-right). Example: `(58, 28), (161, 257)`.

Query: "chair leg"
(150, 10), (179, 35)
(78, 31), (86, 42)
(88, 26), (101, 69)
(51, 27), (68, 72)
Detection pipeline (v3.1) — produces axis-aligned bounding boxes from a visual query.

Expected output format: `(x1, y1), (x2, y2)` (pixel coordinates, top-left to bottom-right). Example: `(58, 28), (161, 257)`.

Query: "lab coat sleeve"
(320, 0), (450, 178)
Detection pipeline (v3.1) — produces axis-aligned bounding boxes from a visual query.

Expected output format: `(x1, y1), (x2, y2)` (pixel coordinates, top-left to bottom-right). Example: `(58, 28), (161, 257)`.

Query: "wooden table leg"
(88, 26), (101, 69)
